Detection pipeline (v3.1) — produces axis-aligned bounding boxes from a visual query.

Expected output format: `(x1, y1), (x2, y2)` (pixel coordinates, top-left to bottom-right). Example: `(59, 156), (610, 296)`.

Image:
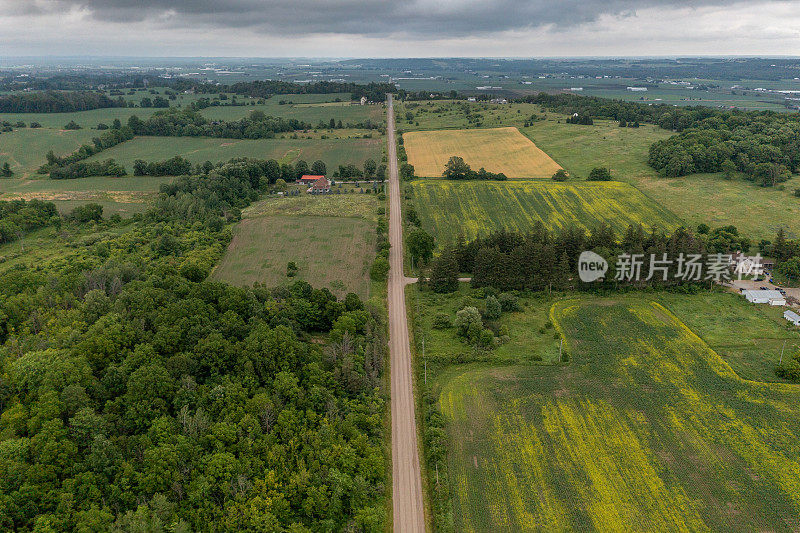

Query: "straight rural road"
(386, 94), (426, 532)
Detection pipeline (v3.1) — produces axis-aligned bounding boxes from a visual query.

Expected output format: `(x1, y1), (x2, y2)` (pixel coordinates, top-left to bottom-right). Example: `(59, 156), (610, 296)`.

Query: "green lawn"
(409, 179), (681, 246)
(83, 135), (382, 171)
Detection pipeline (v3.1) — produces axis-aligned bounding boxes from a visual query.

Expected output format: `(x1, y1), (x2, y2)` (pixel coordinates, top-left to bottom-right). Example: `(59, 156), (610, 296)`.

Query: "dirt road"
(387, 94), (426, 532)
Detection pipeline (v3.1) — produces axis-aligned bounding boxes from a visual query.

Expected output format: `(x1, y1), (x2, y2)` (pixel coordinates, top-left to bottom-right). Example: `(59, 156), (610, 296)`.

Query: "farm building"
(308, 176), (331, 194)
(742, 289), (786, 306)
(298, 175), (325, 185)
(784, 310), (800, 326)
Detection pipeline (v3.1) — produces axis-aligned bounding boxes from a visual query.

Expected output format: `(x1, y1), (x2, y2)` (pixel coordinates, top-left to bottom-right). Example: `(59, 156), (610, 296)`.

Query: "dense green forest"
(0, 159), (387, 531)
(0, 92), (126, 113)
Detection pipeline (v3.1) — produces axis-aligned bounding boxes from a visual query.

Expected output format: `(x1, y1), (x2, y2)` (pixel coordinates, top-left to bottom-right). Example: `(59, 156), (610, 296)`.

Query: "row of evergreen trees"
(427, 222), (753, 293)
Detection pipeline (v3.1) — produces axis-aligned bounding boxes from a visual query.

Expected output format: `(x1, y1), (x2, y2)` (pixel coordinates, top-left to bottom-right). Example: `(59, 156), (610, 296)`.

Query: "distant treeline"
(427, 223), (751, 293)
(127, 108), (310, 138)
(0, 91), (126, 113)
(519, 92), (800, 183)
(132, 155), (384, 182)
(213, 80), (396, 103)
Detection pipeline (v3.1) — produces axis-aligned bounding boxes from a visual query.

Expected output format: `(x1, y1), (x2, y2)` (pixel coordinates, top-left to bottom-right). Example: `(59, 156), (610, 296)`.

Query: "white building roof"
(784, 310), (800, 321)
(744, 289), (783, 300)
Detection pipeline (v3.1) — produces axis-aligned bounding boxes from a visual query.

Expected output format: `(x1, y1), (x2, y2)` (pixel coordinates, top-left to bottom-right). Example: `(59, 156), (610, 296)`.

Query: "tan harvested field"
(212, 214), (375, 298)
(403, 126), (562, 178)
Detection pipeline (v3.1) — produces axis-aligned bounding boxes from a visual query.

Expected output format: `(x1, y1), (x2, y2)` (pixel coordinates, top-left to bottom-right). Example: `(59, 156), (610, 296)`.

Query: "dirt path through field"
(387, 93), (426, 532)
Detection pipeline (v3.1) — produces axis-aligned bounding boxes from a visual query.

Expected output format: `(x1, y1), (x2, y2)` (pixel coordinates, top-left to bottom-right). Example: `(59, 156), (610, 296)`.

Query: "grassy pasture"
(0, 175), (174, 215)
(433, 295), (800, 531)
(403, 127), (561, 178)
(659, 291), (800, 383)
(0, 127), (98, 178)
(213, 194), (379, 298)
(409, 179), (682, 244)
(83, 135), (382, 170)
(199, 94), (384, 125)
(0, 107), (165, 130)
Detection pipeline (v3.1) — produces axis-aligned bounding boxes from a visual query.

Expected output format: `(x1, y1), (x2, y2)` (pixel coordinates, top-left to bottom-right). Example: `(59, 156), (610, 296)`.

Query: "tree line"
(0, 91), (126, 113)
(442, 156), (507, 180)
(126, 108), (311, 139)
(214, 80), (396, 103)
(0, 157), (388, 530)
(426, 222), (753, 293)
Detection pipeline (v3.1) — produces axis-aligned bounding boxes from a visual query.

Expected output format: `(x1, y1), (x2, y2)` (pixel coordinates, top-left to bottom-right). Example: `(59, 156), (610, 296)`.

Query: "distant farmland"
(403, 127), (561, 178)
(410, 180), (682, 244)
(439, 297), (800, 531)
(84, 136), (382, 170)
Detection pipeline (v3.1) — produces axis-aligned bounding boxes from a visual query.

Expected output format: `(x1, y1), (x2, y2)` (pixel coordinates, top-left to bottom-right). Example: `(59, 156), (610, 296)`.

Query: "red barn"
(298, 175), (324, 184)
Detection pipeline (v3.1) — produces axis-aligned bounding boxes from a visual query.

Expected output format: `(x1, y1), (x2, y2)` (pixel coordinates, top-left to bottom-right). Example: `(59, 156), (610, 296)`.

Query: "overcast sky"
(1, 0), (798, 57)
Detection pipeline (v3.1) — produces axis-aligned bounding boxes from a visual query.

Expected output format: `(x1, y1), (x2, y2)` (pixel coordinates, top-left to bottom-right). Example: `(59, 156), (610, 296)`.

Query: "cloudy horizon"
(1, 0), (799, 58)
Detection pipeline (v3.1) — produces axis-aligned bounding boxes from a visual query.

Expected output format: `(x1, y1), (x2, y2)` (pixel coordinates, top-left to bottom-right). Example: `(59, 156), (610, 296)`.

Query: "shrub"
(484, 295), (502, 320)
(370, 257), (390, 281)
(552, 169), (568, 181)
(498, 292), (520, 312)
(432, 313), (452, 329)
(455, 306), (482, 339)
(587, 167), (612, 181)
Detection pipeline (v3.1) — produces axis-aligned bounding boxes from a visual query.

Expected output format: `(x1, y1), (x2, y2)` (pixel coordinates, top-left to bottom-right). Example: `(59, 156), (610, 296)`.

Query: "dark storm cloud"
(42, 0), (760, 36)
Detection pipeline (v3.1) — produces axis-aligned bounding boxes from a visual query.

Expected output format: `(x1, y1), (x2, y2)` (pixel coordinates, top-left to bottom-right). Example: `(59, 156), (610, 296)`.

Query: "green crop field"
(212, 194), (379, 298)
(83, 135), (382, 171)
(427, 293), (800, 531)
(409, 179), (682, 245)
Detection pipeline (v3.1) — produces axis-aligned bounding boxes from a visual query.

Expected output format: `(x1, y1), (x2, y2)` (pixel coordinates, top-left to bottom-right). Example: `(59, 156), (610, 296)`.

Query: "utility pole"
(780, 339), (787, 365)
(559, 338), (563, 362)
(423, 335), (427, 385)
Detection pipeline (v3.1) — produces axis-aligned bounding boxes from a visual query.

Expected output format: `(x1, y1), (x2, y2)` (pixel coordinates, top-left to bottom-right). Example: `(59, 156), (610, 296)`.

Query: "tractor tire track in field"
(387, 93), (426, 532)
